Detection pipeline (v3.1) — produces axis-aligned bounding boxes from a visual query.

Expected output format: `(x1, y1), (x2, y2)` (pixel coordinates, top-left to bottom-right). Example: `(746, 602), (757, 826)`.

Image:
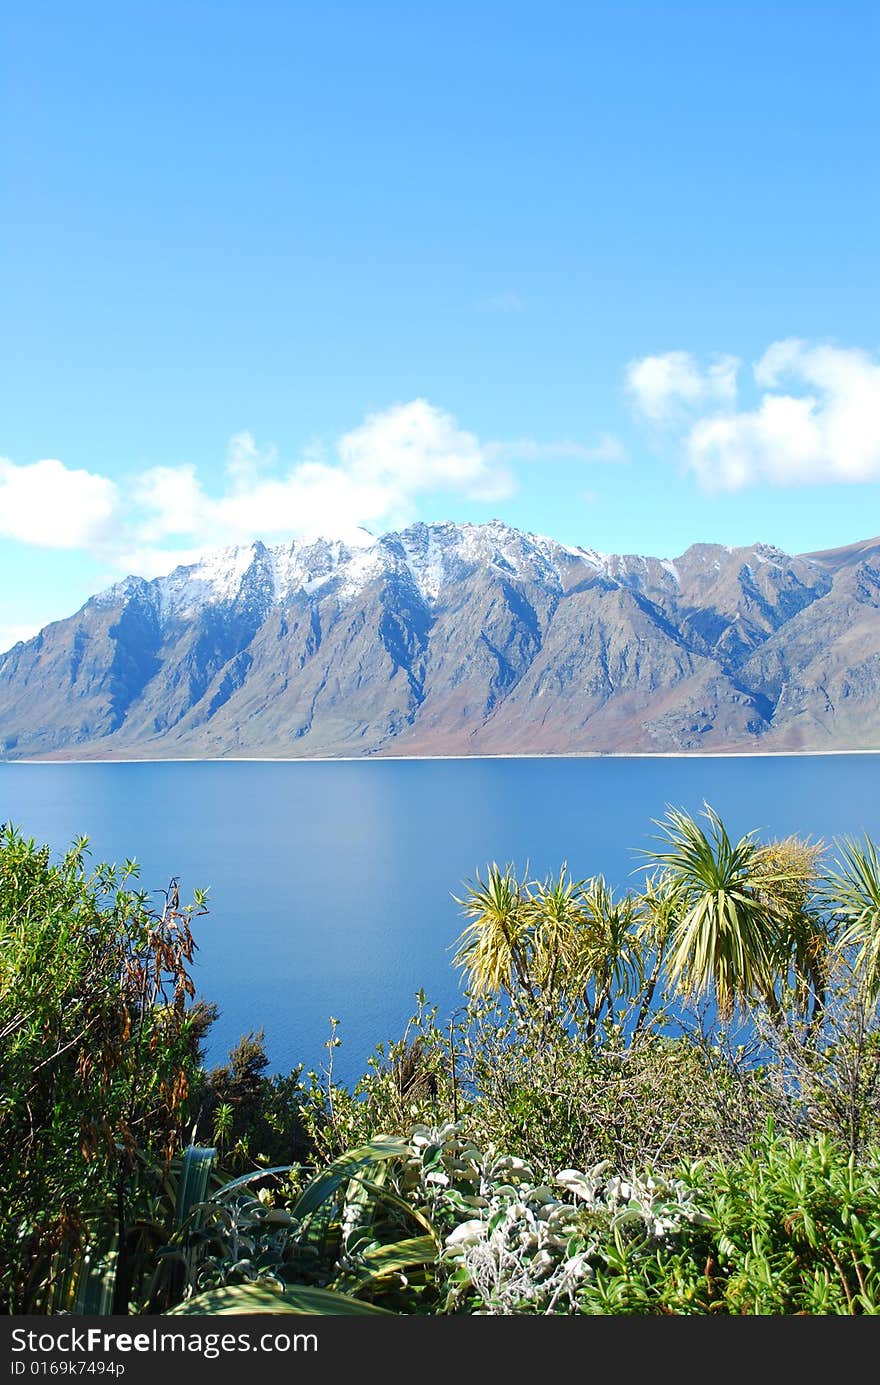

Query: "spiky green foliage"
(752, 837), (829, 1023)
(453, 863), (534, 1002)
(643, 805), (793, 1018)
(527, 866), (588, 1006)
(168, 1282), (393, 1314)
(826, 835), (880, 1004)
(166, 1137), (441, 1315)
(632, 869), (678, 1036)
(453, 864), (641, 1037)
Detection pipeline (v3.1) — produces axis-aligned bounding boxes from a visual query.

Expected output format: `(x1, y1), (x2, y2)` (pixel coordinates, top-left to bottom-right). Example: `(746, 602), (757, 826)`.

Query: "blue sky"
(2, 0), (879, 649)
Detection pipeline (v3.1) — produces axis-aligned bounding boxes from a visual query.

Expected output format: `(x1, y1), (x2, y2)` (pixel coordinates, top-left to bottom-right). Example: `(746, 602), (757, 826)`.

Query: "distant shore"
(5, 747), (880, 766)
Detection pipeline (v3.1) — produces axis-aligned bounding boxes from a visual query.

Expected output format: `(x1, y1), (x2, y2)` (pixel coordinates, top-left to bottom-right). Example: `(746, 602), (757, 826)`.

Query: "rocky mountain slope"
(1, 521), (879, 758)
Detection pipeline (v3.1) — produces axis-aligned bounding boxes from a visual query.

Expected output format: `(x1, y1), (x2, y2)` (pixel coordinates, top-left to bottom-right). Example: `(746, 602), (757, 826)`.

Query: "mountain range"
(1, 520), (879, 759)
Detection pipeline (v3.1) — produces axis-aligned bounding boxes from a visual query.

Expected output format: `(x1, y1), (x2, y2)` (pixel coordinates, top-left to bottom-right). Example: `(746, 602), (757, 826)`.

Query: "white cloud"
(338, 399), (505, 496)
(627, 340), (880, 492)
(689, 340), (880, 491)
(133, 465), (204, 540)
(0, 457), (118, 549)
(626, 351), (739, 423)
(213, 463), (402, 545)
(110, 544), (213, 580)
(0, 399), (622, 586)
(225, 430), (278, 490)
(130, 399), (518, 557)
(583, 434), (628, 464)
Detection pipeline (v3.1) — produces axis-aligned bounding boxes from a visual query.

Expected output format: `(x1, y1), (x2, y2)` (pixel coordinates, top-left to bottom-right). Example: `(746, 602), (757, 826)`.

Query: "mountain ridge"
(2, 520), (878, 759)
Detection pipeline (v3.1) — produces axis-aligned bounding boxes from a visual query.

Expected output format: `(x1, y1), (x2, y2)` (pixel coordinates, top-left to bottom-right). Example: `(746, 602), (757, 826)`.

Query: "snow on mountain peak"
(157, 543), (263, 620)
(267, 537), (355, 602)
(94, 521), (667, 621)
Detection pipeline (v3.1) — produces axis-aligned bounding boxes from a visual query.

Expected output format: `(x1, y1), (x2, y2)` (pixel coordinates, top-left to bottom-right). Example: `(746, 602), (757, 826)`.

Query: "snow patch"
(158, 545), (259, 620)
(399, 527), (449, 603)
(268, 538), (354, 602)
(337, 545), (387, 599)
(660, 558), (680, 583)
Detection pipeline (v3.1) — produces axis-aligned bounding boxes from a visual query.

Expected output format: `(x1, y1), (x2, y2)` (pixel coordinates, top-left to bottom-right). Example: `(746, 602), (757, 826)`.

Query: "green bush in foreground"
(0, 825), (209, 1312)
(578, 1132), (880, 1314)
(164, 1122), (880, 1315)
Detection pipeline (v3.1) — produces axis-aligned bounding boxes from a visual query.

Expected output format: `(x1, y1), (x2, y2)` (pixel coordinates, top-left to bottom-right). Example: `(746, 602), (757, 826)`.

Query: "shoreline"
(4, 747), (880, 766)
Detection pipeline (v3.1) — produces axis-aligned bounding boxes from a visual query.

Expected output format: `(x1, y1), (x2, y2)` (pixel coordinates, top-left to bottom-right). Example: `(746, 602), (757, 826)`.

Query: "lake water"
(1, 755), (877, 1084)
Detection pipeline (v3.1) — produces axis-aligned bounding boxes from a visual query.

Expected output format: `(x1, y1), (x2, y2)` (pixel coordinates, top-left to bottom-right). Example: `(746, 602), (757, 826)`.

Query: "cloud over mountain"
(628, 339), (880, 492)
(1, 402), (622, 582)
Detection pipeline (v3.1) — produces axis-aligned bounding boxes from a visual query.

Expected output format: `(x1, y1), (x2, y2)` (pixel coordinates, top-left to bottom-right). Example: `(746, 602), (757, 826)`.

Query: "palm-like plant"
(452, 864), (535, 1005)
(631, 869), (678, 1038)
(825, 835), (880, 1005)
(454, 863), (641, 1040)
(643, 805), (793, 1020)
(527, 866), (588, 1023)
(573, 876), (640, 1038)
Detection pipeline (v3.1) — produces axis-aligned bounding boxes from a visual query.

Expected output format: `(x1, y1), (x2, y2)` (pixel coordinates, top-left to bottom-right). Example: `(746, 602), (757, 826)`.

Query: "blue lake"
(1, 755), (877, 1083)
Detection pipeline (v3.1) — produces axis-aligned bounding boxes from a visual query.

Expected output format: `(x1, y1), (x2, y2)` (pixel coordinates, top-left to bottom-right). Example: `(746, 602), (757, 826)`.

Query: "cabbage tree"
(826, 835), (880, 1005)
(643, 805), (795, 1020)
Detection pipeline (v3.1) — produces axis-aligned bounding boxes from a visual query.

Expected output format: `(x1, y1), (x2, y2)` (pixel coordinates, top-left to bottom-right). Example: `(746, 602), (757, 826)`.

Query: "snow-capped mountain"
(93, 521), (641, 618)
(1, 520), (879, 758)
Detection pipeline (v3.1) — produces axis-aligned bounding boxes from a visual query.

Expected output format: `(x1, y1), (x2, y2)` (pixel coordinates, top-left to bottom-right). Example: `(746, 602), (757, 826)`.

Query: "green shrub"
(198, 1030), (311, 1170)
(579, 1130), (880, 1314)
(0, 825), (209, 1312)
